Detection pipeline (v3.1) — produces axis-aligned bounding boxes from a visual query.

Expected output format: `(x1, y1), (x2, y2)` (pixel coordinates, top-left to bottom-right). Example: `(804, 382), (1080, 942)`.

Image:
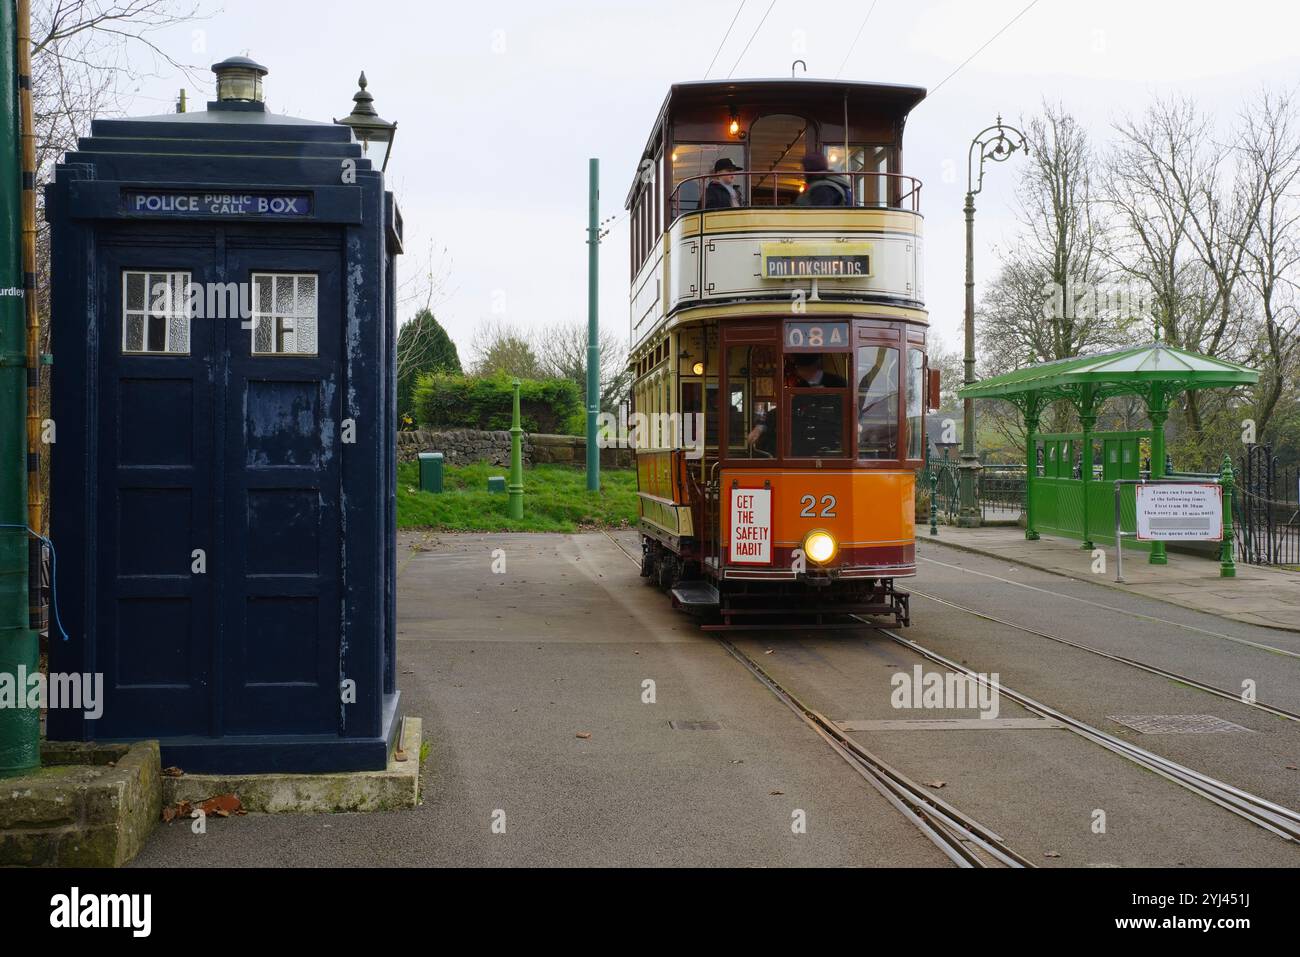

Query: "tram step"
(671, 582), (721, 608)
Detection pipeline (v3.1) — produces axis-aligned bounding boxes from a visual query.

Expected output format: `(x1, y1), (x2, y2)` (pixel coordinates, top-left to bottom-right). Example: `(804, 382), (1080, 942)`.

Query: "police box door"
(221, 239), (343, 735)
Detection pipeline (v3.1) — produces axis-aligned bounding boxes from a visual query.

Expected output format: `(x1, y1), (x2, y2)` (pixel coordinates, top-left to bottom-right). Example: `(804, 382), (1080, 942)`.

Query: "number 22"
(799, 494), (836, 518)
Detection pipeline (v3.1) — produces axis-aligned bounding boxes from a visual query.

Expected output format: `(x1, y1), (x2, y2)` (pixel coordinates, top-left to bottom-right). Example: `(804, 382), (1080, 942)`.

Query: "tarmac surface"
(132, 529), (1300, 867)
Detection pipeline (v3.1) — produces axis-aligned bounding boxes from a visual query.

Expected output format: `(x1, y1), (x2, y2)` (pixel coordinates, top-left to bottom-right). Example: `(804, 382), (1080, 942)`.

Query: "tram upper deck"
(627, 78), (927, 349)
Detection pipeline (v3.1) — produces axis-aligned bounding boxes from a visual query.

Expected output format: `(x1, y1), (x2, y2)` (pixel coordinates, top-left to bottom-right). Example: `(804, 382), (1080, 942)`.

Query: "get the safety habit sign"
(730, 488), (772, 564)
(1135, 483), (1223, 541)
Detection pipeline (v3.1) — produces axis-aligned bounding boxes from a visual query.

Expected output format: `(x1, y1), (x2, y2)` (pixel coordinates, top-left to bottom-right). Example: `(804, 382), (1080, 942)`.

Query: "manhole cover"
(1108, 714), (1253, 734)
(669, 720), (722, 731)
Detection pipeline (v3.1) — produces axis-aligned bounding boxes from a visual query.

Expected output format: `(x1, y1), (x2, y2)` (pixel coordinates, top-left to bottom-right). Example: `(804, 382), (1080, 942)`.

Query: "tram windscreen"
(857, 345), (899, 460)
(785, 352), (849, 457)
(906, 348), (925, 460)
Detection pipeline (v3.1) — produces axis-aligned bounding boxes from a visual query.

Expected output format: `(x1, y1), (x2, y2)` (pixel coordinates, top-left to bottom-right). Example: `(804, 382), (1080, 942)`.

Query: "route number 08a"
(799, 494), (836, 518)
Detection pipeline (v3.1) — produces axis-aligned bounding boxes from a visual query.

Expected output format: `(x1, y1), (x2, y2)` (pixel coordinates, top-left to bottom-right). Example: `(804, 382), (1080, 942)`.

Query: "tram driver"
(746, 354), (848, 456)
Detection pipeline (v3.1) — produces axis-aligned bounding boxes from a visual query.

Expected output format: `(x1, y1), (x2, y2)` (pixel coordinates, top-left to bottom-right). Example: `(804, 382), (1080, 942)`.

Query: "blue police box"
(44, 57), (403, 772)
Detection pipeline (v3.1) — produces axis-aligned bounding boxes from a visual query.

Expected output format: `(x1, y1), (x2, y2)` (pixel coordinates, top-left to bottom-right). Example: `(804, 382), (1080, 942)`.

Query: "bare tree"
(1239, 88), (1300, 444)
(469, 318), (543, 379)
(536, 322), (631, 413)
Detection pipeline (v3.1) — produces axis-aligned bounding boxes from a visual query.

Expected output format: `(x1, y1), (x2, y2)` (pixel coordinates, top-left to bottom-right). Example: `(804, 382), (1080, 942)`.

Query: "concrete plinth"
(0, 740), (161, 867)
(161, 717), (422, 814)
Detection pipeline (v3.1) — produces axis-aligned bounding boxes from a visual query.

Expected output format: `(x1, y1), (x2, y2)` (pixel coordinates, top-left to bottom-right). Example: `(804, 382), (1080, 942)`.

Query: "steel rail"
(865, 623), (1300, 844)
(918, 554), (1300, 659)
(600, 531), (1030, 868)
(909, 589), (1300, 723)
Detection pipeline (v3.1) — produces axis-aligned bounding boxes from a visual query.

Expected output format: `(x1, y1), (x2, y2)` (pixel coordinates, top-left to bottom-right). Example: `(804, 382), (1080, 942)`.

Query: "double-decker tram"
(626, 77), (938, 629)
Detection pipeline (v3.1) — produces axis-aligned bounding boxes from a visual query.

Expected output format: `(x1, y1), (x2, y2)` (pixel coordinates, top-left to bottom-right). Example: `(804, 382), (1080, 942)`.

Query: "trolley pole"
(0, 0), (39, 777)
(585, 157), (601, 492)
(508, 378), (524, 520)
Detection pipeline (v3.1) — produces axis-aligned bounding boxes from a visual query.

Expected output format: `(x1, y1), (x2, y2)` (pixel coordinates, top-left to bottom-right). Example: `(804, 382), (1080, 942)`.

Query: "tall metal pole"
(959, 117), (1027, 528)
(585, 158), (600, 492)
(0, 0), (38, 777)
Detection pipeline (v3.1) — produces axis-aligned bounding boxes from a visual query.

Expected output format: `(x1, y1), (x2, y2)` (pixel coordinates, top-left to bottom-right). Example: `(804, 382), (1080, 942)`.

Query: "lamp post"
(959, 116), (1028, 528)
(334, 72), (397, 171)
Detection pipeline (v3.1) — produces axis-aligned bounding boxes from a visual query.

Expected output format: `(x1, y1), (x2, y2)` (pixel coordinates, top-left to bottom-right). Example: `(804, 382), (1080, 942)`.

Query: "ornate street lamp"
(958, 116), (1028, 528)
(334, 72), (397, 172)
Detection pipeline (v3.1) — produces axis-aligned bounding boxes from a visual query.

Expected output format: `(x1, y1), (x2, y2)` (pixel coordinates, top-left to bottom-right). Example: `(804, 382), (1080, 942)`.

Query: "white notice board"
(730, 488), (772, 564)
(1135, 483), (1223, 541)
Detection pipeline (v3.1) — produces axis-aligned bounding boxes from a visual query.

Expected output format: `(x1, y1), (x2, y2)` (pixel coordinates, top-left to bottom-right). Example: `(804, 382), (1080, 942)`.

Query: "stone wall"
(396, 429), (632, 469)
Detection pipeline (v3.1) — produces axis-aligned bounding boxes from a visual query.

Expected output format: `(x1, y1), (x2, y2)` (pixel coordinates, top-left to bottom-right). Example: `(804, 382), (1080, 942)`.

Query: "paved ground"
(929, 524), (1300, 632)
(131, 528), (1300, 867)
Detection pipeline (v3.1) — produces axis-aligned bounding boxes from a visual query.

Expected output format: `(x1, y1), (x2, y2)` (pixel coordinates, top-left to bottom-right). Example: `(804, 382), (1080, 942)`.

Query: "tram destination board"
(1135, 483), (1223, 541)
(761, 242), (872, 280)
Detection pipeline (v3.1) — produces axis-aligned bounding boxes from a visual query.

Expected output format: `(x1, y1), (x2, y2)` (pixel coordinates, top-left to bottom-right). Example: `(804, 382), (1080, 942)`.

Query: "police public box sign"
(730, 488), (772, 564)
(1136, 483), (1223, 542)
(123, 190), (312, 217)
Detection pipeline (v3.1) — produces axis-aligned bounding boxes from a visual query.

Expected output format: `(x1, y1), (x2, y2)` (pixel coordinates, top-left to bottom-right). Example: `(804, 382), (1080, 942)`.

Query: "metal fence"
(924, 451), (1025, 524)
(1236, 445), (1300, 568)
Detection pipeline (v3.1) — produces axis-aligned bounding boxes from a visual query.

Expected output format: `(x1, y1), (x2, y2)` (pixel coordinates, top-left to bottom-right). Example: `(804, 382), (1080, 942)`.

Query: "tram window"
(748, 114), (810, 207)
(825, 145), (894, 207)
(123, 270), (190, 355)
(905, 349), (925, 460)
(251, 273), (318, 356)
(671, 144), (745, 215)
(786, 353), (849, 458)
(857, 345), (900, 460)
(726, 344), (778, 458)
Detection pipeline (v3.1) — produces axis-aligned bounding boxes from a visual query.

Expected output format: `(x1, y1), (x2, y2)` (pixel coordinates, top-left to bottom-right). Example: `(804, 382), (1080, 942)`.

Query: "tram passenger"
(796, 153), (851, 207)
(705, 158), (745, 208)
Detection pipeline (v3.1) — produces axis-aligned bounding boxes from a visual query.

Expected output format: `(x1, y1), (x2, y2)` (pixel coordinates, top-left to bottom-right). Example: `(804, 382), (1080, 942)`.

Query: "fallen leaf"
(769, 789), (784, 795)
(1286, 765), (1298, 771)
(161, 805), (178, 823)
(576, 731), (592, 739)
(161, 766), (184, 778)
(198, 793), (242, 816)
(926, 780), (946, 789)
(764, 649), (775, 655)
(1044, 851), (1061, 859)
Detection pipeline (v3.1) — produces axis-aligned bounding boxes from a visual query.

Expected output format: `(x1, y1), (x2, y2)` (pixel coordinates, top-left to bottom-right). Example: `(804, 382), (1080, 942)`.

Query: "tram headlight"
(803, 530), (837, 565)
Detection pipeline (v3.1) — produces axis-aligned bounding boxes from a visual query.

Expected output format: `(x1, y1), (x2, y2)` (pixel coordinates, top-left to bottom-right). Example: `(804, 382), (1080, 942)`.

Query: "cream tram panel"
(631, 250), (663, 348)
(667, 219), (700, 314)
(697, 232), (918, 304)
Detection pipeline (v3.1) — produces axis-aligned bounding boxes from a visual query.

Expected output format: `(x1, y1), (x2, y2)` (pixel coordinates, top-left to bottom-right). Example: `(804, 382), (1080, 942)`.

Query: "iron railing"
(669, 170), (923, 219)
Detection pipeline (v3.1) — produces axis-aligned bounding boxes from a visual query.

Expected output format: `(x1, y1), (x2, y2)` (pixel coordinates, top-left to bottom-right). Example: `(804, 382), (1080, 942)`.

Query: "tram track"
(907, 588), (1300, 723)
(918, 554), (1300, 659)
(858, 620), (1300, 845)
(600, 530), (1031, 868)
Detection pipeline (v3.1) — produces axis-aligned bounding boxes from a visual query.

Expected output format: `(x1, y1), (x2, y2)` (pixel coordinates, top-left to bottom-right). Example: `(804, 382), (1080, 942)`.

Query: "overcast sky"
(121, 0), (1300, 360)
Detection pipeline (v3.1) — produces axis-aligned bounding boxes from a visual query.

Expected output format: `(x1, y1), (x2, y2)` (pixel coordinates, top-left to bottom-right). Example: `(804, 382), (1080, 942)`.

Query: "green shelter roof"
(958, 342), (1258, 406)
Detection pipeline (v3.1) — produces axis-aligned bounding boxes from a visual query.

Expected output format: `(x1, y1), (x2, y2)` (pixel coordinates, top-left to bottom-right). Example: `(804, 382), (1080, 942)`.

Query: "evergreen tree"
(397, 308), (462, 424)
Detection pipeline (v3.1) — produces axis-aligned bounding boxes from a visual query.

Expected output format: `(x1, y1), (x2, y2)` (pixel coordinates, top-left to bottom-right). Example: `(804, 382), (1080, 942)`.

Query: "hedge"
(412, 373), (584, 435)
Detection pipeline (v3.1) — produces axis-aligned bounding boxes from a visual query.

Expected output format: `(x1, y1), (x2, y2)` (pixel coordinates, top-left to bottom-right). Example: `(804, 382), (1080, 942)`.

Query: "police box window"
(251, 273), (318, 356)
(122, 270), (190, 355)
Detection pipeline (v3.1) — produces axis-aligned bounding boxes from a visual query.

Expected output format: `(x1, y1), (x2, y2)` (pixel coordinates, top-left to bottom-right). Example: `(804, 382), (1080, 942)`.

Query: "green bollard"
(1220, 455), (1236, 579)
(507, 378), (524, 519)
(926, 443), (938, 536)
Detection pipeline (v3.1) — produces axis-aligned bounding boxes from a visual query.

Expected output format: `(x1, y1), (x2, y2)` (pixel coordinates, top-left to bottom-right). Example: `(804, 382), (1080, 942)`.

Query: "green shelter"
(958, 342), (1259, 563)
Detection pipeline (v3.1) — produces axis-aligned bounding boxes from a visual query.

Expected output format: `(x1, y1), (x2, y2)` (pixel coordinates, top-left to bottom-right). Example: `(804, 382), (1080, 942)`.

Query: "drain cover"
(1108, 714), (1253, 734)
(669, 720), (722, 731)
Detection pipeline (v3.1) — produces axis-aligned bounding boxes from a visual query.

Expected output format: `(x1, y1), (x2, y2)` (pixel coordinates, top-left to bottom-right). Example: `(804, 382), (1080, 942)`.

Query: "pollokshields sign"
(730, 488), (772, 564)
(1135, 483), (1223, 541)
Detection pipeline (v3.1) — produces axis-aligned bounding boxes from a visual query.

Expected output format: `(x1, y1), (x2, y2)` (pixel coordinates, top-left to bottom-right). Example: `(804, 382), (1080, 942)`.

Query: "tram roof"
(958, 342), (1259, 405)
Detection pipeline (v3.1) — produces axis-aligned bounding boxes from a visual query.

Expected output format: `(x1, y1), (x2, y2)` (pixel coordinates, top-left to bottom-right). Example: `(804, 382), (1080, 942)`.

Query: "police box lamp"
(335, 72), (397, 172)
(211, 55), (268, 108)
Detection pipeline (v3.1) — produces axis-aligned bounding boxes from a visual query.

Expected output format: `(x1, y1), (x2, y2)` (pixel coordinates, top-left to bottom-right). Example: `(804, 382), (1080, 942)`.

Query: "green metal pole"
(585, 157), (600, 492)
(957, 190), (982, 527)
(1148, 384), (1168, 565)
(0, 0), (38, 777)
(1220, 454), (1236, 579)
(508, 378), (524, 519)
(1078, 384), (1095, 550)
(1023, 404), (1040, 541)
(927, 442), (938, 536)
